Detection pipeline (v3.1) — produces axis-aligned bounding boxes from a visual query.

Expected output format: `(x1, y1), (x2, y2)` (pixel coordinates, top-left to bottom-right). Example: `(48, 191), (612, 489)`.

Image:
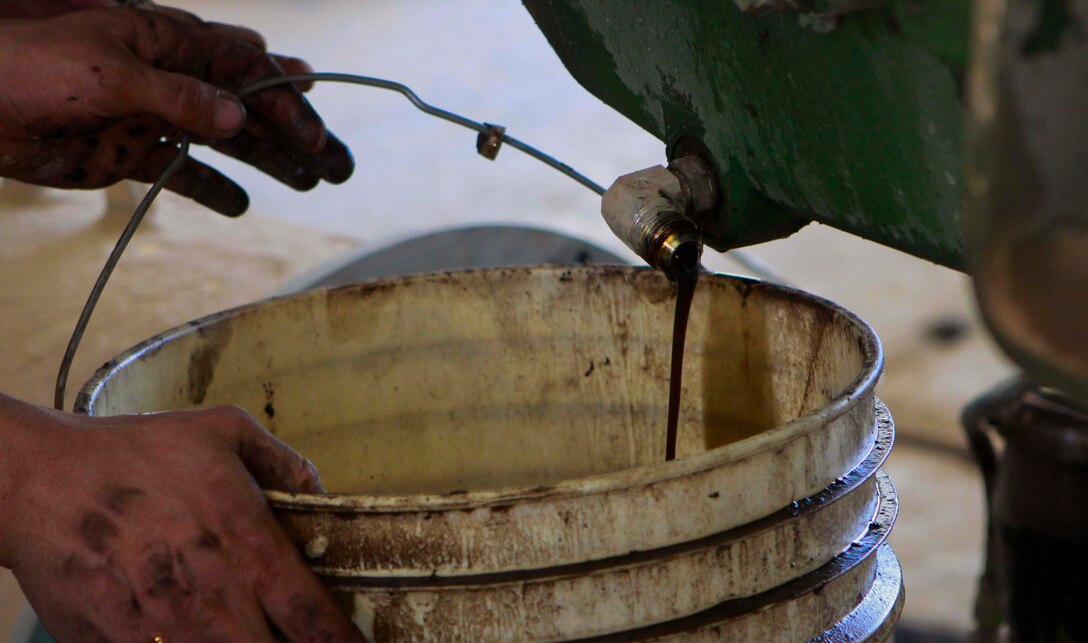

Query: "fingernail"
(214, 93), (246, 134)
(305, 123), (329, 155)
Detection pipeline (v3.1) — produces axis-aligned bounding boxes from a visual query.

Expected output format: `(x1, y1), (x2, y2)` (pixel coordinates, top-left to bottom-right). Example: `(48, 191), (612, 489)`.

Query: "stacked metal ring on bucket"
(77, 267), (902, 640)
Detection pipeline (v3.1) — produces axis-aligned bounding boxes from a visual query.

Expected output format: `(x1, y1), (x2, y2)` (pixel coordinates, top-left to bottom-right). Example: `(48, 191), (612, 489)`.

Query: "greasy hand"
(0, 1), (117, 20)
(0, 399), (365, 642)
(0, 6), (354, 216)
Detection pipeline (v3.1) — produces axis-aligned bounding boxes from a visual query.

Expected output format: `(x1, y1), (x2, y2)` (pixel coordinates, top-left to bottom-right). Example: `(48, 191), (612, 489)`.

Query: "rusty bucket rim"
(575, 472), (899, 642)
(76, 265), (884, 512)
(307, 405), (893, 584)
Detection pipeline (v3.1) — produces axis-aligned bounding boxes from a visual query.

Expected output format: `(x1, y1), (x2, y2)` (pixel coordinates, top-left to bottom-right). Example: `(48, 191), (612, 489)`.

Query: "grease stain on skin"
(144, 550), (179, 598)
(141, 546), (198, 601)
(79, 511), (119, 553)
(129, 592), (143, 616)
(61, 553), (85, 577)
(104, 486), (146, 515)
(195, 530), (222, 551)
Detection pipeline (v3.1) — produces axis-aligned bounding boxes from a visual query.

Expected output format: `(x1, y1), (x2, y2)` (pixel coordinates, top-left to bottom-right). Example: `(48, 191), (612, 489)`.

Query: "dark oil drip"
(666, 267), (698, 461)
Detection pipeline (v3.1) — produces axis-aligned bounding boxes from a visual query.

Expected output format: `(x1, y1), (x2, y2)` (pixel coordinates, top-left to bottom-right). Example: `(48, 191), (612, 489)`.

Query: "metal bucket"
(77, 266), (902, 640)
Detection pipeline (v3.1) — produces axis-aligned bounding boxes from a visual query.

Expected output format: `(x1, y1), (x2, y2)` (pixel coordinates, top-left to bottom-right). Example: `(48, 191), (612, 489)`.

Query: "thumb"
(127, 68), (247, 139)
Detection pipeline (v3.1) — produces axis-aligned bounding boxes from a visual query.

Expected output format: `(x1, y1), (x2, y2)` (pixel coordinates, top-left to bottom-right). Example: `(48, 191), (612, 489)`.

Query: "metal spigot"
(601, 155), (719, 281)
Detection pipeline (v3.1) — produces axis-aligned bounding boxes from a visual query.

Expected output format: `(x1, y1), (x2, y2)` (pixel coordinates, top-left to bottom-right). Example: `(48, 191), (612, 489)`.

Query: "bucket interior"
(82, 267), (873, 495)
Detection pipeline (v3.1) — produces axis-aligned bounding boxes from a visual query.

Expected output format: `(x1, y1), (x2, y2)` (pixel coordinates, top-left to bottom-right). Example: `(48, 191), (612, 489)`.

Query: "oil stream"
(665, 249), (701, 462)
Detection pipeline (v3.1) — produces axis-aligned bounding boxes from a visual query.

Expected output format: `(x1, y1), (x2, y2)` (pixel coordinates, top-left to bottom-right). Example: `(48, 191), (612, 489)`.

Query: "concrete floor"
(0, 1), (1009, 638)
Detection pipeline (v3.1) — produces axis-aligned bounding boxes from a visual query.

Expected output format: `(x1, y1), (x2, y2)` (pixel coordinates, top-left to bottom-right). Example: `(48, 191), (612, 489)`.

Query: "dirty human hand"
(0, 1), (125, 19)
(0, 6), (354, 216)
(0, 393), (365, 642)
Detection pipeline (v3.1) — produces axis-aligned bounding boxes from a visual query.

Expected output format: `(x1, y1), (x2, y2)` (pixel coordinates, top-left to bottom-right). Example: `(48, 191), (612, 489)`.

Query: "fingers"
(128, 141), (250, 217)
(209, 130), (319, 192)
(271, 55), (316, 92)
(298, 130), (354, 184)
(116, 9), (350, 171)
(243, 115), (355, 185)
(111, 9), (352, 187)
(0, 115), (170, 190)
(125, 67), (247, 140)
(152, 536), (278, 642)
(132, 11), (329, 153)
(209, 22), (267, 51)
(147, 5), (269, 51)
(211, 485), (362, 642)
(253, 531), (365, 643)
(205, 406), (325, 494)
(143, 4), (313, 94)
(0, 116), (255, 217)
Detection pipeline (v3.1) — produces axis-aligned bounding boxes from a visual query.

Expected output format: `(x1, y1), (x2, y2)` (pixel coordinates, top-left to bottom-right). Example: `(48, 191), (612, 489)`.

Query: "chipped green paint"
(525, 0), (971, 269)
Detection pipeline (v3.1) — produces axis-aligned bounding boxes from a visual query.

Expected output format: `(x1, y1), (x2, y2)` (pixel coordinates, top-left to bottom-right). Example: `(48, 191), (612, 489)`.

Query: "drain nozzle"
(601, 157), (716, 281)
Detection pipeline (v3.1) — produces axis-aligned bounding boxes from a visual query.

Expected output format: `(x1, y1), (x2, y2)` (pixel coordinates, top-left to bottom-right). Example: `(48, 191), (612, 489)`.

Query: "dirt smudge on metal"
(187, 323), (233, 405)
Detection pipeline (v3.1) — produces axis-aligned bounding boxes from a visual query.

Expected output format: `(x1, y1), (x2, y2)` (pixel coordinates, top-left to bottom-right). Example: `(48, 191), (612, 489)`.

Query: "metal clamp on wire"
(476, 123), (505, 160)
(600, 155), (719, 281)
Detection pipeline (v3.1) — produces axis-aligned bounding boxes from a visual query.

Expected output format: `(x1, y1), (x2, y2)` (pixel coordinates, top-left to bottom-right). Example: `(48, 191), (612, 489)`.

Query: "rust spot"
(262, 381), (276, 421)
